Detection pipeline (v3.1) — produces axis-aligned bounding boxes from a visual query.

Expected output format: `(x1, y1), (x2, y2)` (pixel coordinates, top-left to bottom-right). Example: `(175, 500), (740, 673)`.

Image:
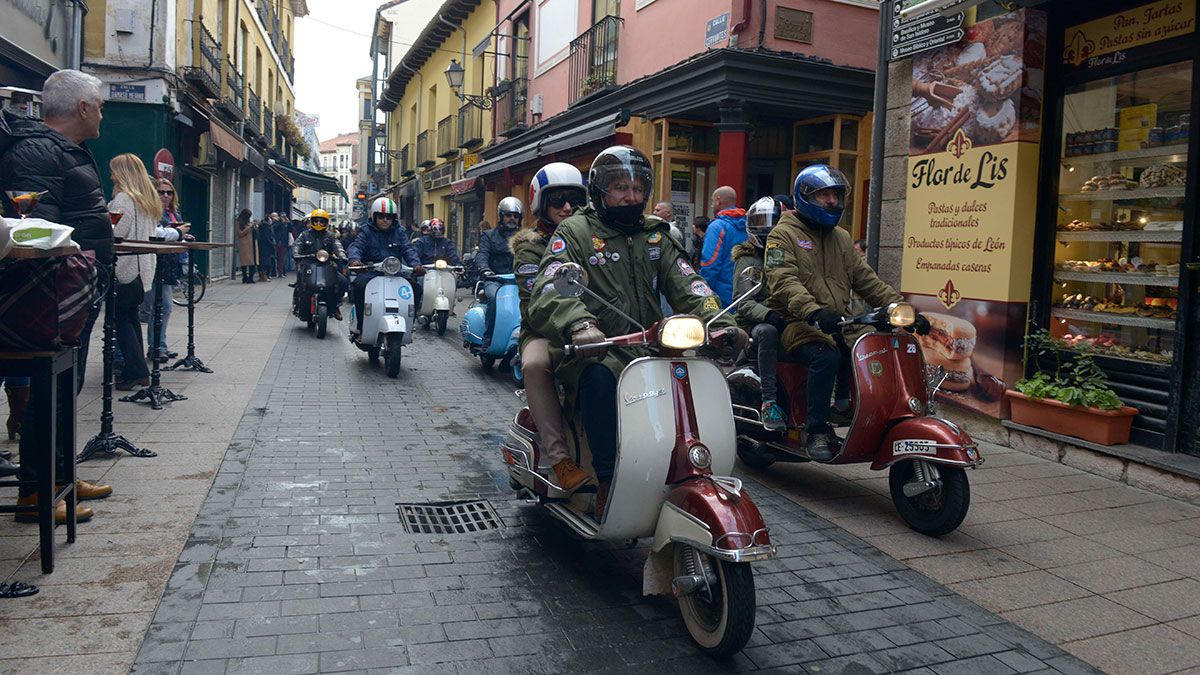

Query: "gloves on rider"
(413, 265), (426, 276)
(569, 320), (608, 358)
(711, 326), (750, 354)
(912, 312), (931, 336)
(480, 269), (496, 280)
(807, 308), (842, 335)
(764, 310), (789, 332)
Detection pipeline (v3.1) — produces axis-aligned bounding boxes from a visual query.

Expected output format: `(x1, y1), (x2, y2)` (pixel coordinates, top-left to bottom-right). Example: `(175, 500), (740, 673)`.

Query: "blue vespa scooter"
(461, 273), (520, 376)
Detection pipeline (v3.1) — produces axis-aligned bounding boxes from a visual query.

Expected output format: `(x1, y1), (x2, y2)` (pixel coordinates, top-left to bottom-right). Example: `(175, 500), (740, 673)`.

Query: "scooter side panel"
(687, 360), (738, 476)
(841, 332), (926, 464)
(487, 282), (521, 358)
(460, 304), (486, 345)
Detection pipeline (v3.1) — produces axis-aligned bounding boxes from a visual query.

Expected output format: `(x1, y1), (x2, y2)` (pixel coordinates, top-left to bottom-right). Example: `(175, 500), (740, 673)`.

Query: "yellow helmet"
(308, 209), (331, 231)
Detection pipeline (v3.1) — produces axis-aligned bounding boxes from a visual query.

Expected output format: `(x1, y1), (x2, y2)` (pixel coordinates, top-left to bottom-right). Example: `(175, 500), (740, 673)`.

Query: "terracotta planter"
(1006, 390), (1138, 446)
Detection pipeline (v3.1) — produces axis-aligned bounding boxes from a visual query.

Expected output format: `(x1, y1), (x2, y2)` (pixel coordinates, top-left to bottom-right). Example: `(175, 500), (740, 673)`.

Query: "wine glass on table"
(5, 190), (47, 218)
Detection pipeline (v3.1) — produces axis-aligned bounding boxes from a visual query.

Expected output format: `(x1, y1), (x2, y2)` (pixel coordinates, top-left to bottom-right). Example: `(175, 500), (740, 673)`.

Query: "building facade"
(318, 132), (359, 225)
(375, 0), (497, 253)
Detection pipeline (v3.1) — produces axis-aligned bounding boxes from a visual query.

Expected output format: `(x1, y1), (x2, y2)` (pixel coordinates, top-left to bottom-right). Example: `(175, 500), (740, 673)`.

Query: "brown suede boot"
(5, 385), (29, 441)
(552, 459), (591, 493)
(14, 494), (94, 523)
(57, 479), (113, 501)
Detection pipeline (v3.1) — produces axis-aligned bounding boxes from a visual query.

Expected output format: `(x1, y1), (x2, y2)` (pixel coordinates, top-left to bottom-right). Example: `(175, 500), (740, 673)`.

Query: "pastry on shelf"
(1140, 164), (1186, 188)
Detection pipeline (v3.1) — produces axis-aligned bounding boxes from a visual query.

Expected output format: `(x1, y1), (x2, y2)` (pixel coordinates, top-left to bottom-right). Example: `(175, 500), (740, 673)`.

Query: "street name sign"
(889, 0), (964, 60)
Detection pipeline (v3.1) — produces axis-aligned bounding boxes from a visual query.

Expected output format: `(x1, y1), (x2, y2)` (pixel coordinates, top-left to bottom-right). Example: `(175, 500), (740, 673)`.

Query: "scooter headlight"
(315, 250), (330, 263)
(435, 259), (447, 270)
(660, 316), (705, 350)
(887, 302), (915, 328)
(381, 256), (402, 276)
(688, 444), (712, 470)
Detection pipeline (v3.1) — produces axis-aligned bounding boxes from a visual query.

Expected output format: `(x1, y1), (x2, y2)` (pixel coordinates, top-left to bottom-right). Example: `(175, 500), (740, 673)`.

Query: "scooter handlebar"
(564, 340), (614, 357)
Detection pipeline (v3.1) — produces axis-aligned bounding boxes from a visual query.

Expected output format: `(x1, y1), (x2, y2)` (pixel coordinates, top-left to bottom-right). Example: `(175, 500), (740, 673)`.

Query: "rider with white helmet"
(475, 196), (524, 347)
(347, 197), (423, 334)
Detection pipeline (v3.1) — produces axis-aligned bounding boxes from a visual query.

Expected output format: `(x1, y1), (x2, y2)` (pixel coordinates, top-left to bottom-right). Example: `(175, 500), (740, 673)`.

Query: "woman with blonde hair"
(107, 153), (161, 389)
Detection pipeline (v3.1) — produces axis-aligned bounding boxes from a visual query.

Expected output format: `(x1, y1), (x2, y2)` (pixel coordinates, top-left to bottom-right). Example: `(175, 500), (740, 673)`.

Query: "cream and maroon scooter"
(501, 264), (775, 657)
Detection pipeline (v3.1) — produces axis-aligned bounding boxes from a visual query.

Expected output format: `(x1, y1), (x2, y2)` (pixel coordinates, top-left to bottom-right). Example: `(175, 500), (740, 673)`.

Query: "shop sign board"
(775, 7), (813, 44)
(705, 13), (730, 49)
(890, 0), (965, 61)
(901, 10), (1047, 418)
(1063, 0), (1195, 71)
(109, 84), (146, 102)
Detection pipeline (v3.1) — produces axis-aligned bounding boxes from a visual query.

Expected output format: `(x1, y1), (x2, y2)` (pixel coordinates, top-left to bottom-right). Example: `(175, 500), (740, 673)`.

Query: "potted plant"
(1006, 330), (1138, 445)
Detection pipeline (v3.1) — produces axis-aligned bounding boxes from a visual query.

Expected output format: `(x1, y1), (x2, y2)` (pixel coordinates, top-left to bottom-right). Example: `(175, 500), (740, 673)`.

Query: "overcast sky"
(293, 1), (377, 142)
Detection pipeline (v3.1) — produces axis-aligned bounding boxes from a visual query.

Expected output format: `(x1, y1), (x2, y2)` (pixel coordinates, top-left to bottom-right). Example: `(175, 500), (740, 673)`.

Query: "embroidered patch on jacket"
(796, 239), (815, 250)
(765, 244), (785, 269)
(647, 231), (663, 244)
(591, 235), (606, 252)
(648, 246), (661, 260)
(702, 296), (720, 312)
(690, 280), (713, 297)
(588, 255), (598, 266)
(517, 263), (538, 276)
(550, 236), (566, 254)
(524, 277), (535, 291)
(543, 261), (563, 278)
(677, 258), (695, 276)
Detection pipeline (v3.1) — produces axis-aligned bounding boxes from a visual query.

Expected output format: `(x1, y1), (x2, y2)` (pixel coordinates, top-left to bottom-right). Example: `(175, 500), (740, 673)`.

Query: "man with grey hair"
(0, 68), (112, 523)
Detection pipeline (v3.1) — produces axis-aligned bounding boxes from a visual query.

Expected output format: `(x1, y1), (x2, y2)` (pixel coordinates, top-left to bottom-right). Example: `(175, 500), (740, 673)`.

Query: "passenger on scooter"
(528, 145), (748, 518)
(511, 162), (591, 492)
(764, 165), (929, 461)
(476, 197), (523, 348)
(293, 208), (348, 320)
(732, 196), (788, 432)
(348, 197), (424, 334)
(413, 218), (462, 266)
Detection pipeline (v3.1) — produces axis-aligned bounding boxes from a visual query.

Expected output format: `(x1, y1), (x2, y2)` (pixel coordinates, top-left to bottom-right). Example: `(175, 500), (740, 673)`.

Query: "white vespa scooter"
(348, 256), (416, 378)
(501, 263), (775, 657)
(417, 259), (462, 336)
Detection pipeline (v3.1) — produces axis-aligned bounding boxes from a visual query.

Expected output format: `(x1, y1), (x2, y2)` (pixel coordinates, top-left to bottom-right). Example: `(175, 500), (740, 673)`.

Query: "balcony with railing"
(569, 15), (623, 106)
(263, 104), (274, 142)
(494, 77), (529, 138)
(457, 103), (483, 148)
(218, 61), (244, 118)
(247, 89), (262, 137)
(400, 144), (412, 176)
(437, 116), (457, 158)
(182, 23), (222, 98)
(416, 130), (434, 167)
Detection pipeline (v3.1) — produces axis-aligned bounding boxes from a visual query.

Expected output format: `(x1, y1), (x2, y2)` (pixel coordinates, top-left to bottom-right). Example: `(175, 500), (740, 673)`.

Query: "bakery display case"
(1051, 60), (1189, 365)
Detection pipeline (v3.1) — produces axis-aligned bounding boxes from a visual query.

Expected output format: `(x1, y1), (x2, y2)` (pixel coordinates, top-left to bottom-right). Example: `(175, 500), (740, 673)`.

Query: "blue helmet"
(792, 165), (849, 230)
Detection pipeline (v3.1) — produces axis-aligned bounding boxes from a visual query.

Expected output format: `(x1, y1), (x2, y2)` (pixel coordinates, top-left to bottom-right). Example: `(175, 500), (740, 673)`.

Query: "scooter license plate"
(893, 439), (937, 455)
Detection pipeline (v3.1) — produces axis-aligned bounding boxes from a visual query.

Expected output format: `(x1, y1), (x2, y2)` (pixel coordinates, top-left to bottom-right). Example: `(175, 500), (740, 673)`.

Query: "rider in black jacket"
(476, 197), (523, 347)
(412, 217), (462, 266)
(293, 209), (347, 319)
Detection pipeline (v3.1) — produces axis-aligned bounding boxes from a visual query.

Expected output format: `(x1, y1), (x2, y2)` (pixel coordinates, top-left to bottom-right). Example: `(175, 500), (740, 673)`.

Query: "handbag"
(0, 251), (98, 350)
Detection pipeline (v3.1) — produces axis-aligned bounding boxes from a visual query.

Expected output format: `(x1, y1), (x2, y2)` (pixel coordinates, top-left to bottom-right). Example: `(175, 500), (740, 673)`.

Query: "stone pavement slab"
(0, 277), (295, 673)
(129, 298), (1093, 674)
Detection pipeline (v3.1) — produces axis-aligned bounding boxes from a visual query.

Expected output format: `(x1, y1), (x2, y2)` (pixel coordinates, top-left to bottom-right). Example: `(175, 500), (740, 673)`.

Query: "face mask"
(603, 204), (644, 230)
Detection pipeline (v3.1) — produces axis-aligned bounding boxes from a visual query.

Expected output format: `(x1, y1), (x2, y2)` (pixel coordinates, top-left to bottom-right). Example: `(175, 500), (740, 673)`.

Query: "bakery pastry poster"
(901, 9), (1047, 418)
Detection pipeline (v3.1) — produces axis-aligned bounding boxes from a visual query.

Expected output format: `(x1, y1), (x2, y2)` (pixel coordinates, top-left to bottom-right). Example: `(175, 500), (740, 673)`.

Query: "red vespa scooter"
(727, 302), (983, 537)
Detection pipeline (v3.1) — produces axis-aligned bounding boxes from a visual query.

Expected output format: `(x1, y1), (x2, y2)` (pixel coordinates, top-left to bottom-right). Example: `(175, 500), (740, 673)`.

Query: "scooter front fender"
(380, 315), (408, 336)
(650, 477), (775, 563)
(435, 294), (451, 311)
(872, 416), (983, 471)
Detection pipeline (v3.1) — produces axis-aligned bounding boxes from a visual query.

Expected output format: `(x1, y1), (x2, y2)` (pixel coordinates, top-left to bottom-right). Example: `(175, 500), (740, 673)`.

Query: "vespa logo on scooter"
(623, 389), (667, 406)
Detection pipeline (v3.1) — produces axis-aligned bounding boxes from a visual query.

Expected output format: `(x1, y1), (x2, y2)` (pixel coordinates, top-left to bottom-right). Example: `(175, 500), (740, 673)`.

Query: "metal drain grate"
(396, 500), (503, 535)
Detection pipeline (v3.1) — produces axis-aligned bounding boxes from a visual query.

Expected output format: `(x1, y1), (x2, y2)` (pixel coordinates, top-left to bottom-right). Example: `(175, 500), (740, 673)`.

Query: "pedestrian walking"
(0, 68), (113, 522)
(690, 216), (709, 268)
(236, 209), (257, 282)
(274, 213), (290, 275)
(257, 213), (276, 280)
(699, 185), (747, 305)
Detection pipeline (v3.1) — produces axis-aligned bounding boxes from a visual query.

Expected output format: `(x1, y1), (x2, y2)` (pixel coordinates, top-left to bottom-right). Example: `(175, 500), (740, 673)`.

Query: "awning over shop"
(243, 146), (265, 178)
(210, 121), (245, 164)
(450, 177), (480, 194)
(268, 161), (350, 201)
(464, 113), (622, 179)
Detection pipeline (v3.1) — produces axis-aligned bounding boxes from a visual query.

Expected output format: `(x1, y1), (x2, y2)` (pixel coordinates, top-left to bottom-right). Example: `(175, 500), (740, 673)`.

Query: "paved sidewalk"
(0, 277), (294, 673)
(748, 439), (1200, 673)
(129, 304), (1093, 674)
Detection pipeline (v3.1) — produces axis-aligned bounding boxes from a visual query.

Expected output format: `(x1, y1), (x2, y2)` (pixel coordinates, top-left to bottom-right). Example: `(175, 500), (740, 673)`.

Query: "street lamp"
(445, 59), (494, 110)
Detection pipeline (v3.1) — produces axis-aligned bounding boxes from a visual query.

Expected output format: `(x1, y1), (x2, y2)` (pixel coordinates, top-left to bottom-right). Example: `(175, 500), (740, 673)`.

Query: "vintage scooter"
(292, 249), (338, 339)
(728, 302), (983, 537)
(417, 259), (462, 336)
(347, 256), (416, 378)
(460, 272), (520, 375)
(501, 264), (775, 657)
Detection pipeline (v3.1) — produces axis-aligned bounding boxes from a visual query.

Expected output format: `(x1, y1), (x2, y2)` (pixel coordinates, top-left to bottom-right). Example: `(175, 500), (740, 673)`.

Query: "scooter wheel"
(674, 545), (756, 657)
(315, 306), (328, 340)
(480, 355), (496, 369)
(436, 310), (449, 336)
(889, 462), (970, 537)
(735, 437), (776, 470)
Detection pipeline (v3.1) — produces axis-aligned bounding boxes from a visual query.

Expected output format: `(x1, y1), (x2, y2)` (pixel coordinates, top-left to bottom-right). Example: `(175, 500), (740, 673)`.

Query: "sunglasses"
(158, 190), (174, 196)
(544, 192), (579, 209)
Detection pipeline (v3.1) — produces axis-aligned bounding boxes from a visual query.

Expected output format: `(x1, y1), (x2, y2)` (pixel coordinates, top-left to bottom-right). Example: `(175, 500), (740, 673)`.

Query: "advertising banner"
(1063, 0), (1195, 72)
(901, 9), (1046, 418)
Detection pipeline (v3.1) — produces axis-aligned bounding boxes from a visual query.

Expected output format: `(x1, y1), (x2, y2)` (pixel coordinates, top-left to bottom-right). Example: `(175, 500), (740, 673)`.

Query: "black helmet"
(588, 145), (653, 228)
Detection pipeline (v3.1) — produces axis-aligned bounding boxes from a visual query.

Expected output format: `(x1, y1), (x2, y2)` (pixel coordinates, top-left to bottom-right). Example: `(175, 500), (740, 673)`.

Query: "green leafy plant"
(1014, 330), (1123, 410)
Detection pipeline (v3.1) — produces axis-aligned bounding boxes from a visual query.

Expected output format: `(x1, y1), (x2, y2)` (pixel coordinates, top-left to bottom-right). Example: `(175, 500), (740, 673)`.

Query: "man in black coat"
(0, 69), (112, 522)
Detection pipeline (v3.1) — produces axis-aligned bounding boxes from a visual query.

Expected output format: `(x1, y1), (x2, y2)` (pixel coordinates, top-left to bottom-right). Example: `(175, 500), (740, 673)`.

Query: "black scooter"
(293, 250), (340, 339)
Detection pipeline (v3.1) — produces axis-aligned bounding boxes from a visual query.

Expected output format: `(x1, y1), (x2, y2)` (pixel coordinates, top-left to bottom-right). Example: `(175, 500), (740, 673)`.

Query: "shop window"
(1050, 60), (1189, 366)
(667, 123), (718, 155)
(792, 114), (864, 235)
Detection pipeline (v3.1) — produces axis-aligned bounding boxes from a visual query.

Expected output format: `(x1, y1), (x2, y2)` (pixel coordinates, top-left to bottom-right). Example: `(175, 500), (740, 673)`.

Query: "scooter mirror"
(552, 262), (587, 298)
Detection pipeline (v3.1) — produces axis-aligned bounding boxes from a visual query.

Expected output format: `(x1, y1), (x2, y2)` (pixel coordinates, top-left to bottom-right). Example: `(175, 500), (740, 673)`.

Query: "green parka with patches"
(528, 206), (734, 389)
(764, 212), (902, 354)
(731, 240), (770, 330)
(510, 224), (553, 354)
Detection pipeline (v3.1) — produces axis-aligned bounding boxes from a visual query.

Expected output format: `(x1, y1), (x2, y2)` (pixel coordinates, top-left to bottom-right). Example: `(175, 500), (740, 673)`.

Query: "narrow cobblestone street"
(13, 279), (1200, 673)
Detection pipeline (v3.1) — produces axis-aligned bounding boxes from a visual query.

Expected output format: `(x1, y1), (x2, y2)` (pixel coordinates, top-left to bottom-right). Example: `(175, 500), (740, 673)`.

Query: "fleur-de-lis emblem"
(948, 128), (972, 158)
(1063, 30), (1096, 66)
(937, 278), (962, 310)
